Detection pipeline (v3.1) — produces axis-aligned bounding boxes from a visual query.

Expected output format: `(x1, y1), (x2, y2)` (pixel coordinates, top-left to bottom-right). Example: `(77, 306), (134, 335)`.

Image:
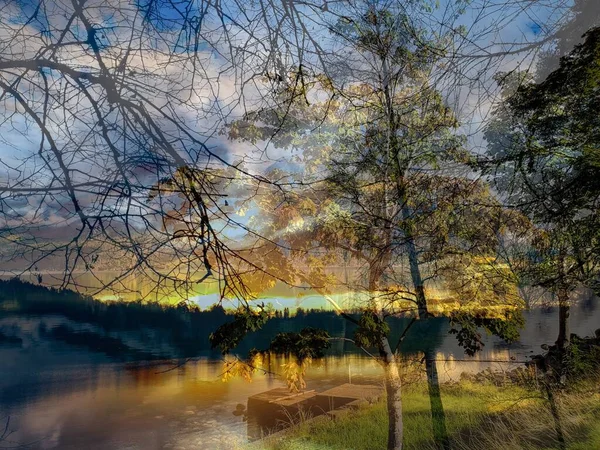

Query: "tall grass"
(253, 376), (600, 450)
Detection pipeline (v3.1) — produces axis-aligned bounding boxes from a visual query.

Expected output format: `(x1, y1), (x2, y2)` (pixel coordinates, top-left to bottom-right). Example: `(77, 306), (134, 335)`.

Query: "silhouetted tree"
(484, 27), (600, 351)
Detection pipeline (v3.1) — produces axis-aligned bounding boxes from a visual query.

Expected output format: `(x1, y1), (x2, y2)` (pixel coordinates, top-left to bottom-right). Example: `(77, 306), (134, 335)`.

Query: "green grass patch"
(252, 379), (600, 450)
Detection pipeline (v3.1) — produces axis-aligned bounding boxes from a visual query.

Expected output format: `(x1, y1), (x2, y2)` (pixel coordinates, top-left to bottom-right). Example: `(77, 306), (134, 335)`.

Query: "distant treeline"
(0, 278), (447, 358)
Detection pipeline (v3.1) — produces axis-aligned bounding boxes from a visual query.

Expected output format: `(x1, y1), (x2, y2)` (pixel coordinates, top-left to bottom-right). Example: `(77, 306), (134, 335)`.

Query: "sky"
(0, 0), (580, 173)
(0, 0), (591, 299)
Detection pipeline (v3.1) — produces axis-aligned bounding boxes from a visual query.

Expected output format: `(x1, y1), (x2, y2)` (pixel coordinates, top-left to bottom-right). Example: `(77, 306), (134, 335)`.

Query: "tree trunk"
(409, 261), (450, 450)
(555, 247), (570, 352)
(381, 337), (403, 450)
(425, 350), (450, 450)
(556, 287), (570, 350)
(402, 206), (450, 450)
(369, 255), (403, 450)
(385, 364), (403, 450)
(379, 36), (446, 447)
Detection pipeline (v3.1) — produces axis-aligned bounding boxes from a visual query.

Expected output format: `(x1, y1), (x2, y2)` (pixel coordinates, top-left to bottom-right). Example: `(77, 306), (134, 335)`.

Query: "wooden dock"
(246, 383), (383, 440)
(318, 383), (382, 403)
(313, 383), (383, 412)
(247, 387), (318, 440)
(249, 387), (317, 406)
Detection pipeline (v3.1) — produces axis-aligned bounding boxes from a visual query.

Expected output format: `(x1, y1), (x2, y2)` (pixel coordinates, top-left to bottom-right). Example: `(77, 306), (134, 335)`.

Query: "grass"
(250, 377), (600, 450)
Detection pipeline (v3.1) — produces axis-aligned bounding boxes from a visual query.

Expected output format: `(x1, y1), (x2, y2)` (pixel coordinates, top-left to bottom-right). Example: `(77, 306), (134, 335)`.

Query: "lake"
(0, 292), (599, 449)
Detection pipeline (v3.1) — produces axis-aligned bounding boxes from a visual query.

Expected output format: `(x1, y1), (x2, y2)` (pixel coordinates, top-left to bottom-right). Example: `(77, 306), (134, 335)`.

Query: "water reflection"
(2, 356), (385, 450)
(1, 297), (599, 449)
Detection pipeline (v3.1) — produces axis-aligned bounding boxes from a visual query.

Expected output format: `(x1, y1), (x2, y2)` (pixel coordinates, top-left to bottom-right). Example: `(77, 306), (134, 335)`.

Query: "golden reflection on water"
(2, 288), (598, 449)
(3, 353), (526, 450)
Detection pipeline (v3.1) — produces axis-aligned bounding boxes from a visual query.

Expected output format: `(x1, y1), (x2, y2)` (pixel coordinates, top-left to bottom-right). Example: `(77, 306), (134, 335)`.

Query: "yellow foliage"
(221, 356), (263, 384)
(281, 357), (312, 392)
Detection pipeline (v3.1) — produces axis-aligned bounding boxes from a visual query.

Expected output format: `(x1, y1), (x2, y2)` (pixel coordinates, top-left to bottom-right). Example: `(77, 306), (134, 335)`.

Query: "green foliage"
(449, 310), (524, 356)
(533, 333), (600, 386)
(485, 27), (600, 293)
(563, 335), (600, 380)
(209, 307), (270, 354)
(268, 327), (332, 361)
(353, 310), (390, 349)
(220, 4), (528, 392)
(537, 0), (600, 81)
(485, 29), (600, 223)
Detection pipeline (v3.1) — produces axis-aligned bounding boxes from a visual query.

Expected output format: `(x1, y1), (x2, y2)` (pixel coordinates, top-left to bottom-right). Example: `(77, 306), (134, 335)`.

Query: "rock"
(232, 403), (246, 416)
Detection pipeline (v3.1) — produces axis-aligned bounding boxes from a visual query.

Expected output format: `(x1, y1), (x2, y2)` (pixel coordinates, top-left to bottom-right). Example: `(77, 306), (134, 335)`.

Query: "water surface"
(1, 296), (599, 449)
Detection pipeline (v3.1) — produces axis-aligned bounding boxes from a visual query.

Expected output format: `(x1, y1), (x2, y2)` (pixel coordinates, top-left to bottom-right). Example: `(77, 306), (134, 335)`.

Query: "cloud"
(0, 0), (589, 296)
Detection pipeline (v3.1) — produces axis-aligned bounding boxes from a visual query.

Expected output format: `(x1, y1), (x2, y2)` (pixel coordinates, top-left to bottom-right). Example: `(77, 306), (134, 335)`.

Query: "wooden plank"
(249, 388), (317, 406)
(268, 390), (316, 405)
(249, 388), (292, 402)
(342, 399), (365, 410)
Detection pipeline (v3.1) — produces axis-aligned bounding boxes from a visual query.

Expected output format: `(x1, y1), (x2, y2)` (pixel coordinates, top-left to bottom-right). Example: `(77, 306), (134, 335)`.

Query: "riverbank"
(252, 371), (600, 450)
